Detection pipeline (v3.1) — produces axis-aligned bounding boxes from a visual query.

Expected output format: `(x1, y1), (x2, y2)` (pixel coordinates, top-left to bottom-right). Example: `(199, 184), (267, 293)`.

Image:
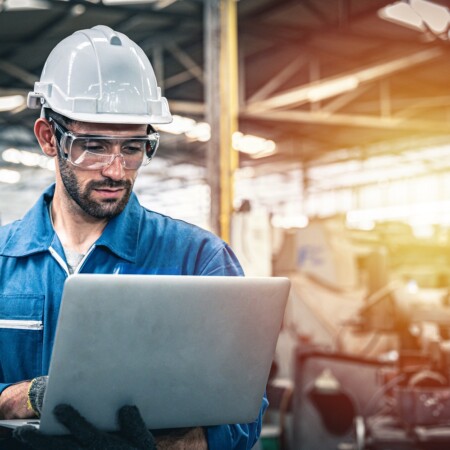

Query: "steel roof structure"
(0, 0), (449, 221)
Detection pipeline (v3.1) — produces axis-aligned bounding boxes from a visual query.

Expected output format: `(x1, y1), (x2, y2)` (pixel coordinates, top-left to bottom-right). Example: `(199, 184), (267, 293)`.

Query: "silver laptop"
(0, 274), (290, 435)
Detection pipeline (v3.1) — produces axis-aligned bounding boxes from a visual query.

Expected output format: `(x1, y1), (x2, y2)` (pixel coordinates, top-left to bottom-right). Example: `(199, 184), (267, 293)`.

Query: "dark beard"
(58, 158), (133, 219)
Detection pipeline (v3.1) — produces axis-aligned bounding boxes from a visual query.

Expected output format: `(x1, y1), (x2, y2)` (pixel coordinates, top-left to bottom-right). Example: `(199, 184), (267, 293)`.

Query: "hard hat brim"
(56, 109), (173, 125)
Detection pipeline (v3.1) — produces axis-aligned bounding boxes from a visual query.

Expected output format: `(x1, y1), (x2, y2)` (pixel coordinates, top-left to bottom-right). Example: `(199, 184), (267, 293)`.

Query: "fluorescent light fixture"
(102, 0), (176, 5)
(379, 0), (450, 37)
(2, 148), (55, 171)
(153, 0), (177, 9)
(185, 122), (211, 142)
(0, 95), (25, 112)
(102, 0), (157, 4)
(271, 214), (309, 229)
(4, 0), (49, 9)
(70, 4), (86, 15)
(406, 279), (419, 294)
(154, 115), (276, 155)
(306, 76), (360, 102)
(249, 147), (278, 159)
(232, 132), (277, 157)
(0, 169), (20, 184)
(410, 0), (450, 34)
(411, 223), (434, 239)
(155, 115), (196, 135)
(378, 2), (425, 31)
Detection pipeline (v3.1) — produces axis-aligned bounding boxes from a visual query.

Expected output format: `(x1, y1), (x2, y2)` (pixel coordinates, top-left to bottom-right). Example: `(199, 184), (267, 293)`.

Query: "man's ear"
(34, 118), (58, 157)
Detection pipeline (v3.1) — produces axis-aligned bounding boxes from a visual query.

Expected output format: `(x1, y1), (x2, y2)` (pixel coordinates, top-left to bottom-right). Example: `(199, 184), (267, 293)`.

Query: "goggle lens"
(51, 119), (159, 170)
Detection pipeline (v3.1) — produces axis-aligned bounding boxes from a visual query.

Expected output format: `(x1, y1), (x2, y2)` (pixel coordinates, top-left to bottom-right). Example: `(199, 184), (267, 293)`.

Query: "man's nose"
(101, 154), (126, 180)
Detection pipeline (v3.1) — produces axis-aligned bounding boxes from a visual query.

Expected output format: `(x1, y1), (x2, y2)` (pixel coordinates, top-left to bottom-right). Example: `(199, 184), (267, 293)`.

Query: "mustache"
(87, 180), (132, 190)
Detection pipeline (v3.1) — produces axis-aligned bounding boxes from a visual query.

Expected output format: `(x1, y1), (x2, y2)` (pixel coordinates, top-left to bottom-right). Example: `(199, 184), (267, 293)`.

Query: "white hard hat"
(27, 25), (172, 125)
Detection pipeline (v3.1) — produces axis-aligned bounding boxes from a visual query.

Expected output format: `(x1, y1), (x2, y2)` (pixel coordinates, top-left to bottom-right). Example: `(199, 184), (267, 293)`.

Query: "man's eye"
(122, 145), (143, 155)
(84, 144), (108, 154)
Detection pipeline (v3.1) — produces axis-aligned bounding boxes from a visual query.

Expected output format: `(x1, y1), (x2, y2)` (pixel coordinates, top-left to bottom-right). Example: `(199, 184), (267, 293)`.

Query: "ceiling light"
(155, 115), (196, 135)
(2, 148), (55, 171)
(271, 214), (309, 229)
(378, 2), (425, 31)
(185, 122), (211, 142)
(153, 0), (177, 9)
(0, 95), (25, 112)
(4, 0), (49, 9)
(232, 132), (277, 157)
(0, 169), (20, 184)
(102, 0), (158, 4)
(154, 115), (276, 154)
(70, 4), (86, 15)
(379, 1), (450, 39)
(410, 0), (450, 35)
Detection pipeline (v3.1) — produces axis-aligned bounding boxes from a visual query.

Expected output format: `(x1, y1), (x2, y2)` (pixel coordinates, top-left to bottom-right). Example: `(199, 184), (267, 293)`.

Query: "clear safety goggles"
(50, 119), (160, 170)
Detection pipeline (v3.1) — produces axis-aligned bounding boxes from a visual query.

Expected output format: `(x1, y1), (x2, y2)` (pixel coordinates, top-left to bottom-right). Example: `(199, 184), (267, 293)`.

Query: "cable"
(363, 373), (406, 417)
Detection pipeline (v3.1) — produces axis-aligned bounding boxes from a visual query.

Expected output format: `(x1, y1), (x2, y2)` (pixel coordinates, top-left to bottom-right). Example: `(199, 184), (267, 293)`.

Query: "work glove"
(13, 404), (157, 450)
(27, 376), (48, 416)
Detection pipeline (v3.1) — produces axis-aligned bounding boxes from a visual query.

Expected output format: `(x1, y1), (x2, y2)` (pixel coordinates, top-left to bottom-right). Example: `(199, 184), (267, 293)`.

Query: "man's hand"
(155, 427), (208, 450)
(0, 381), (35, 420)
(14, 404), (156, 450)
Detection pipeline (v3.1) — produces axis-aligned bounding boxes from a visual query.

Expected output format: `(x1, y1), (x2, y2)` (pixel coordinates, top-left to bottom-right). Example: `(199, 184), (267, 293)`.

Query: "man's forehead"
(70, 121), (149, 135)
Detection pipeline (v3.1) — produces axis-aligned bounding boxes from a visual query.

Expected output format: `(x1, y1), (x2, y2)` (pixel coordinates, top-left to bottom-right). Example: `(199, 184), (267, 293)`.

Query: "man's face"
(56, 121), (147, 220)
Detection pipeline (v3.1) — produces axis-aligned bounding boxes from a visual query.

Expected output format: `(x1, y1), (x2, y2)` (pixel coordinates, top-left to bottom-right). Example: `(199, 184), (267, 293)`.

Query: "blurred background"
(1, 0), (450, 448)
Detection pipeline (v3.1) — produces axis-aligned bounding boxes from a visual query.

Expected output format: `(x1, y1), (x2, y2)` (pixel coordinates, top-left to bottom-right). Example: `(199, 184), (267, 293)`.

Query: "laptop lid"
(39, 275), (290, 435)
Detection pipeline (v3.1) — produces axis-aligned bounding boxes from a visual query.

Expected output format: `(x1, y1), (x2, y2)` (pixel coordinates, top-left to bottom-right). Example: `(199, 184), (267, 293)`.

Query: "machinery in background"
(269, 217), (450, 449)
(291, 287), (450, 450)
(347, 269), (450, 449)
(231, 199), (272, 277)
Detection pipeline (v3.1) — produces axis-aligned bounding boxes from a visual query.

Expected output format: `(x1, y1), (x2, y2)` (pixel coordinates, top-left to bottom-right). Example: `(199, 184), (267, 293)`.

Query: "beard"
(58, 158), (133, 219)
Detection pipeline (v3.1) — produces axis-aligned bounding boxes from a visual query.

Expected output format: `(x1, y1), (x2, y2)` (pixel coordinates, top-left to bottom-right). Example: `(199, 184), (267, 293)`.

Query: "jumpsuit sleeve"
(206, 395), (269, 450)
(0, 383), (12, 394)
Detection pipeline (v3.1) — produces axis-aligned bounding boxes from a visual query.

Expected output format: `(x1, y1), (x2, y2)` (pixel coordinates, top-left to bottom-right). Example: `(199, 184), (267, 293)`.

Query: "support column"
(205, 0), (239, 242)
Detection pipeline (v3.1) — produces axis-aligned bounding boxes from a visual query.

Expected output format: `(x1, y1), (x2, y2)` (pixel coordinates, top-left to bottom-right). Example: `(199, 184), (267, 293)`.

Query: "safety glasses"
(50, 118), (160, 170)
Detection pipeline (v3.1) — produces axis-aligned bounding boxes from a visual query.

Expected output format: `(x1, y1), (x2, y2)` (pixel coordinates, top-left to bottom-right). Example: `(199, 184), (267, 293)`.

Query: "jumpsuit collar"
(0, 183), (141, 263)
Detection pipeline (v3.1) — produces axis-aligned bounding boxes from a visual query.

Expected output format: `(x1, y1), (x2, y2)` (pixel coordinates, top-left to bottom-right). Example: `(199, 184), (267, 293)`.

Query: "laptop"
(0, 274), (290, 435)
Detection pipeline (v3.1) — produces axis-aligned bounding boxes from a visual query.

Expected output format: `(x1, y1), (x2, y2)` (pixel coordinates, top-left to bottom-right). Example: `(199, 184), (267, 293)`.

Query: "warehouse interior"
(1, 0), (450, 448)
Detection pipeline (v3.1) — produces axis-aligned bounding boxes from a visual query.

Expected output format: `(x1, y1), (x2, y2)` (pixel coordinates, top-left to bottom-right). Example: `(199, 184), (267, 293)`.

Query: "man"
(0, 25), (267, 449)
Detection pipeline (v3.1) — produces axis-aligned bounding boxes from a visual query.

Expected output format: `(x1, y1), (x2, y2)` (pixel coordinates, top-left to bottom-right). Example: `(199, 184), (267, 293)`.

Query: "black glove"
(13, 404), (156, 450)
(27, 376), (48, 416)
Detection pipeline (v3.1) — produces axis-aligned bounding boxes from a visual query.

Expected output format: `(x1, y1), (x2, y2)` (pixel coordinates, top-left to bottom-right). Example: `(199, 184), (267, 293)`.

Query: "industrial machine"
(269, 217), (450, 450)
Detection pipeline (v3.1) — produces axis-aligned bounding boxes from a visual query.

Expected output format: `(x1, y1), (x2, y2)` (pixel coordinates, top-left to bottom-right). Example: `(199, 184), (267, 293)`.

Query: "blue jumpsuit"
(0, 184), (267, 449)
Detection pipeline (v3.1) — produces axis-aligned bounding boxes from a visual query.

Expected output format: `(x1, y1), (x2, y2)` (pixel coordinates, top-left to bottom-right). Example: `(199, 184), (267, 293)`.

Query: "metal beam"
(169, 100), (204, 115)
(319, 84), (372, 114)
(302, 0), (330, 25)
(337, 95), (450, 114)
(205, 0), (221, 236)
(243, 109), (450, 133)
(246, 48), (445, 112)
(248, 58), (307, 103)
(166, 43), (204, 85)
(219, 0), (239, 243)
(164, 70), (196, 89)
(240, 0), (296, 20)
(394, 97), (450, 119)
(44, 0), (203, 20)
(0, 61), (36, 86)
(379, 79), (391, 118)
(338, 0), (350, 27)
(205, 0), (239, 241)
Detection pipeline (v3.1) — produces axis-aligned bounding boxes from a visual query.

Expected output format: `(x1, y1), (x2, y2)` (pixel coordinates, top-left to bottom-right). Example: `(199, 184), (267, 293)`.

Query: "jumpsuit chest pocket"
(0, 294), (44, 383)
